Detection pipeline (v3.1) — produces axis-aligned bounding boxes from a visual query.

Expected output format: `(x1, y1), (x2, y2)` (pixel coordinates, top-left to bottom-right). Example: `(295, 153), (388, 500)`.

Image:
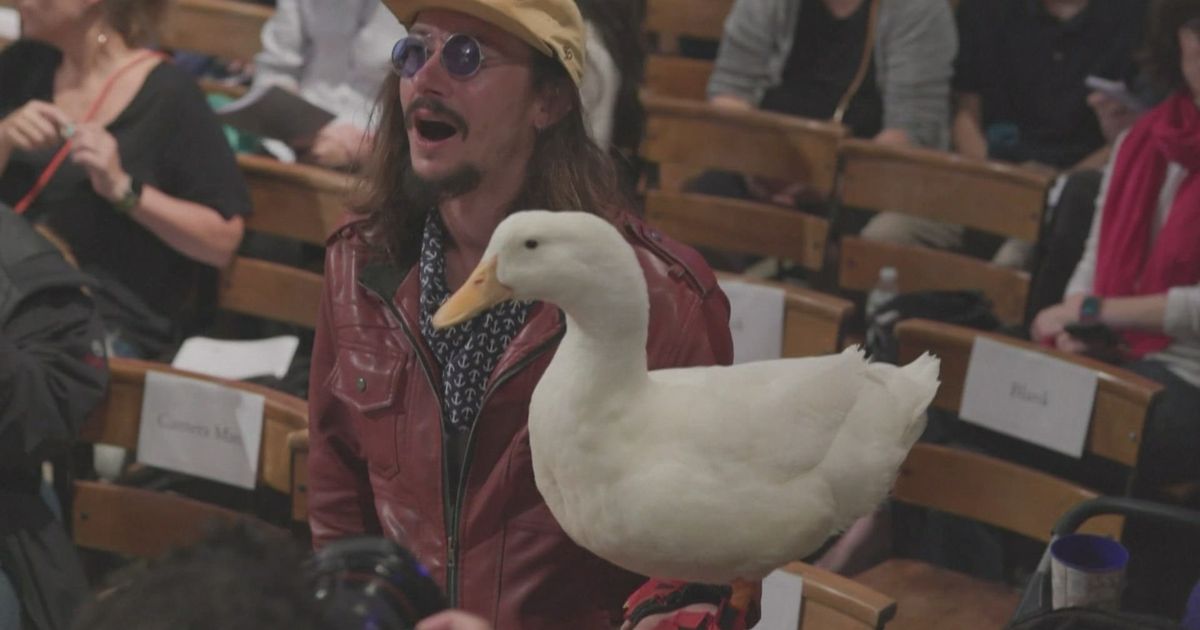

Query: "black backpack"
(865, 290), (1002, 363)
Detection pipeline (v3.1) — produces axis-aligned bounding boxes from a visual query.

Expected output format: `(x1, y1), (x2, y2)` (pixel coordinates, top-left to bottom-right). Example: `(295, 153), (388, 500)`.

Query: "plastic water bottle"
(865, 266), (900, 355)
(865, 266), (899, 321)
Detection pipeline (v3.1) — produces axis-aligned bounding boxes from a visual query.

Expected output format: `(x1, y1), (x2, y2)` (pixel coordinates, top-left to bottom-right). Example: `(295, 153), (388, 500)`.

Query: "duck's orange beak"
(432, 256), (513, 329)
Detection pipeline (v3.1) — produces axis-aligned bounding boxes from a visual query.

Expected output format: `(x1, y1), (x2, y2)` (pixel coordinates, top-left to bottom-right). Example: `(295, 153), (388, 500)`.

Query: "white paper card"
(0, 8), (19, 40)
(719, 279), (785, 364)
(752, 569), (805, 630)
(172, 335), (299, 380)
(137, 371), (265, 489)
(960, 336), (1098, 457)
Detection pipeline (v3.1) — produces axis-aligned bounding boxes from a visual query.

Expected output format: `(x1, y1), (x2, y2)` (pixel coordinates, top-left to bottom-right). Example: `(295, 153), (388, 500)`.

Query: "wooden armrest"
(287, 429), (309, 453)
(780, 561), (897, 629)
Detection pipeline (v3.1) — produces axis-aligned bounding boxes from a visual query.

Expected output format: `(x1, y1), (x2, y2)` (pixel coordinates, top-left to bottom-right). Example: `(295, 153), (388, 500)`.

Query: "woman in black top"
(0, 0), (251, 358)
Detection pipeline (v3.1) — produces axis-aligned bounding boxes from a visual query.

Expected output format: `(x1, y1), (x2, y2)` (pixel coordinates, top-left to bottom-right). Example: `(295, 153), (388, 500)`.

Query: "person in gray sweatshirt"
(696, 0), (958, 248)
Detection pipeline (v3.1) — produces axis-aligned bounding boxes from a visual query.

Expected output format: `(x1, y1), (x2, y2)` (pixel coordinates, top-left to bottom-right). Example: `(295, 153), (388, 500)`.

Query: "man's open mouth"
(416, 118), (459, 142)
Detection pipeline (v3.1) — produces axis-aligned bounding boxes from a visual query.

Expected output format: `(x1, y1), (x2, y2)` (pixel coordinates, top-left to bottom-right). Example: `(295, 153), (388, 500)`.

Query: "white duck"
(433, 211), (939, 606)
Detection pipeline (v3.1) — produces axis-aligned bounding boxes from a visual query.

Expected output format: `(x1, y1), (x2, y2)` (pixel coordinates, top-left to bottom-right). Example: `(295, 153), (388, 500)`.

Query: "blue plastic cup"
(1050, 533), (1129, 611)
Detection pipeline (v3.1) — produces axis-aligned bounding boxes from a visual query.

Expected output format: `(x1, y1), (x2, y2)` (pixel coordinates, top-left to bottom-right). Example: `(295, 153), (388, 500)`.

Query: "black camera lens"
(309, 537), (447, 630)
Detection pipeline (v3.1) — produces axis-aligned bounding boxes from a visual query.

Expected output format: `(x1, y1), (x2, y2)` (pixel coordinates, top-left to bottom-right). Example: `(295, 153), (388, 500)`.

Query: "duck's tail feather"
(812, 352), (941, 530)
(894, 352), (941, 445)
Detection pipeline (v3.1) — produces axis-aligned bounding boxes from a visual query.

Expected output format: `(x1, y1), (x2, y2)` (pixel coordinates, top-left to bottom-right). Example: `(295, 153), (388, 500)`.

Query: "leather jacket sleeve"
(671, 280), (734, 369)
(307, 271), (383, 548)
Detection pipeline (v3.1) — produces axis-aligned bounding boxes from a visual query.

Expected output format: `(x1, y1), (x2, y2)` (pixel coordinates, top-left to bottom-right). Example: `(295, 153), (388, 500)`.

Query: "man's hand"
(873, 128), (912, 148)
(415, 610), (493, 630)
(1, 100), (72, 153)
(745, 177), (816, 208)
(69, 124), (131, 204)
(709, 94), (753, 111)
(302, 122), (369, 169)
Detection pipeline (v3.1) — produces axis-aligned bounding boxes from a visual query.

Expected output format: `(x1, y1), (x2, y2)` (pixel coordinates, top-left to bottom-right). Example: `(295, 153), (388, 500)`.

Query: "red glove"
(623, 579), (760, 630)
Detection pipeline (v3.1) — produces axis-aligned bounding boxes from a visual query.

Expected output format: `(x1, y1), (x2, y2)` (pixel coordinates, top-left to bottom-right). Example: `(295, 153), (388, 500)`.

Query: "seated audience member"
(0, 0), (251, 360)
(695, 0), (955, 210)
(252, 0), (406, 169)
(954, 0), (1147, 170)
(946, 0), (1150, 270)
(1, 205), (108, 630)
(1032, 0), (1200, 490)
(1028, 8), (1199, 609)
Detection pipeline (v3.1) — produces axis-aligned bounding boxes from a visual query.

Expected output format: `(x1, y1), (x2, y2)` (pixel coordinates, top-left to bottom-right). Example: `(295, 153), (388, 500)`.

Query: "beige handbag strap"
(832, 0), (881, 125)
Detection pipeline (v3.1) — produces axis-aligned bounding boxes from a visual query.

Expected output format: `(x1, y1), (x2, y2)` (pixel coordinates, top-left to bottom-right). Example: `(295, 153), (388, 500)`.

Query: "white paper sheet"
(137, 371), (265, 489)
(752, 569), (805, 630)
(719, 279), (785, 364)
(172, 335), (299, 380)
(0, 8), (19, 41)
(960, 336), (1099, 457)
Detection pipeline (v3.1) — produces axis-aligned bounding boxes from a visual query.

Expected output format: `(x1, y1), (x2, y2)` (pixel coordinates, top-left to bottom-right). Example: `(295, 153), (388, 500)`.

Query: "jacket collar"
(357, 257), (565, 386)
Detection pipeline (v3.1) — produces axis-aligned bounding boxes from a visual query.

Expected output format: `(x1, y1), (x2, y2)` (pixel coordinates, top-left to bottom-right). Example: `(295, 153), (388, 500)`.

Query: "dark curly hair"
(1142, 0), (1200, 91)
(70, 523), (328, 630)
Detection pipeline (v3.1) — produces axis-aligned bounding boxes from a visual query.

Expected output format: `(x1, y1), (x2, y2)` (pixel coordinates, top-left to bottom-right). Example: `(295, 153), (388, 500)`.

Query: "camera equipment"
(310, 537), (447, 629)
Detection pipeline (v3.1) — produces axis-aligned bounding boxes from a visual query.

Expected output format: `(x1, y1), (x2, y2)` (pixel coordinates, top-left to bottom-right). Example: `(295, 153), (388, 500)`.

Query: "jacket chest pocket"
(330, 347), (409, 480)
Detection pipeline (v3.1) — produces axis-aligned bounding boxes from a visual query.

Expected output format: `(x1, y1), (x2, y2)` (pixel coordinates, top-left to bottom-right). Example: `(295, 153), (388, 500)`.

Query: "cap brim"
(383, 0), (555, 58)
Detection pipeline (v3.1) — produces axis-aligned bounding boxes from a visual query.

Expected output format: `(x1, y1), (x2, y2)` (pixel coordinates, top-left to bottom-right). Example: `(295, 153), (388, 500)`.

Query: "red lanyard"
(14, 50), (166, 215)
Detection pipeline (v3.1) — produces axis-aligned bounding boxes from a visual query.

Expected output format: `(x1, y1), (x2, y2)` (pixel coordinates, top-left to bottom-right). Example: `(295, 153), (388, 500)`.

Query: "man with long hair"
(306, 1), (746, 628)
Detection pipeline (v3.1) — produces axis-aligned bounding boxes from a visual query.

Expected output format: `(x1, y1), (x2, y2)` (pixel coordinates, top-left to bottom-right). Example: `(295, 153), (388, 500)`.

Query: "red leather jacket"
(307, 211), (733, 630)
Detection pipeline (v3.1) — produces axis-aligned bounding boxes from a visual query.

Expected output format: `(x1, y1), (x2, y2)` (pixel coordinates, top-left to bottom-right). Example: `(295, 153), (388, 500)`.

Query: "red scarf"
(1093, 91), (1200, 358)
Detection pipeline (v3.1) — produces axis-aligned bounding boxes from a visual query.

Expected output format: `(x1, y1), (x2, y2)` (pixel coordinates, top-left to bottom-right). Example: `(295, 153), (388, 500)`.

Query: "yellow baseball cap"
(383, 0), (586, 87)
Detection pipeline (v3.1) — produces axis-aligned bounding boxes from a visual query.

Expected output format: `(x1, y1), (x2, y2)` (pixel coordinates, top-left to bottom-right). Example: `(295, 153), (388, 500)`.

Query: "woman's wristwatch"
(112, 176), (143, 215)
(1079, 295), (1103, 323)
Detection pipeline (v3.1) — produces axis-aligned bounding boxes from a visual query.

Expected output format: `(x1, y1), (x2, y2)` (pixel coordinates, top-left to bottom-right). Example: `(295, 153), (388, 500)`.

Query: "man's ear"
(533, 81), (574, 131)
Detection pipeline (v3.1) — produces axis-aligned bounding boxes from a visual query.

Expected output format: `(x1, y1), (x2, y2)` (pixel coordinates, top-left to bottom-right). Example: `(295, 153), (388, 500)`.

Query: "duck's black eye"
(524, 239), (539, 250)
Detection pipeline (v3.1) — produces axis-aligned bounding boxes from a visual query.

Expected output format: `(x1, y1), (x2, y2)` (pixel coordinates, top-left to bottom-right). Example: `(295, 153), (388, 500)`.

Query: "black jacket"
(0, 205), (107, 630)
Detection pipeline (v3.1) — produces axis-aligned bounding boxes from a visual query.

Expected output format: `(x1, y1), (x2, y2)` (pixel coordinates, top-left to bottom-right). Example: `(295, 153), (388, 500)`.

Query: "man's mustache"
(404, 97), (470, 140)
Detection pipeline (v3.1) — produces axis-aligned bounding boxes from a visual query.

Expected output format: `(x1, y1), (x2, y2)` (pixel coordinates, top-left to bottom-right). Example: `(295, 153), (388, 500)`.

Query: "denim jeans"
(0, 480), (66, 630)
(0, 570), (18, 630)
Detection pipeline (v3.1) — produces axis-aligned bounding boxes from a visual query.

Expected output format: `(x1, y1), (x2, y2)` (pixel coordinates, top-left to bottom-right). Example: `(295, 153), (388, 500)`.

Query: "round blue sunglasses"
(391, 33), (488, 79)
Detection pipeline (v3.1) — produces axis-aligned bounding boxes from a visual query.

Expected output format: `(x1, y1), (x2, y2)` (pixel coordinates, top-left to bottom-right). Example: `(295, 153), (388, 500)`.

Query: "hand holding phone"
(1084, 76), (1148, 113)
(1064, 321), (1121, 346)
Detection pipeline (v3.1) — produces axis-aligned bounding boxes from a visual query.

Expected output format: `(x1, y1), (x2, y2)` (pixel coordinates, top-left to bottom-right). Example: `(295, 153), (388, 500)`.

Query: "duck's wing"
(643, 347), (869, 480)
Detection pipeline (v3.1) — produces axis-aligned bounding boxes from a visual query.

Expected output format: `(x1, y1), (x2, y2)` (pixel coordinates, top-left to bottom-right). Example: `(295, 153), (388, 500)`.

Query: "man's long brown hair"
(353, 51), (625, 269)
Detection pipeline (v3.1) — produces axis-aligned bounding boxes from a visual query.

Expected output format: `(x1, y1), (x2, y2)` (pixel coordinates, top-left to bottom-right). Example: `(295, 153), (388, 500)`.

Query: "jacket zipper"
(444, 325), (565, 605)
(364, 280), (565, 606)
(359, 283), (457, 591)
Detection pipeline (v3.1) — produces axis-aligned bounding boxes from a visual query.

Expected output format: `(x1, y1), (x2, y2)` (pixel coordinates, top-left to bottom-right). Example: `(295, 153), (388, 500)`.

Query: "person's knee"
(861, 213), (964, 250)
(992, 238), (1034, 270)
